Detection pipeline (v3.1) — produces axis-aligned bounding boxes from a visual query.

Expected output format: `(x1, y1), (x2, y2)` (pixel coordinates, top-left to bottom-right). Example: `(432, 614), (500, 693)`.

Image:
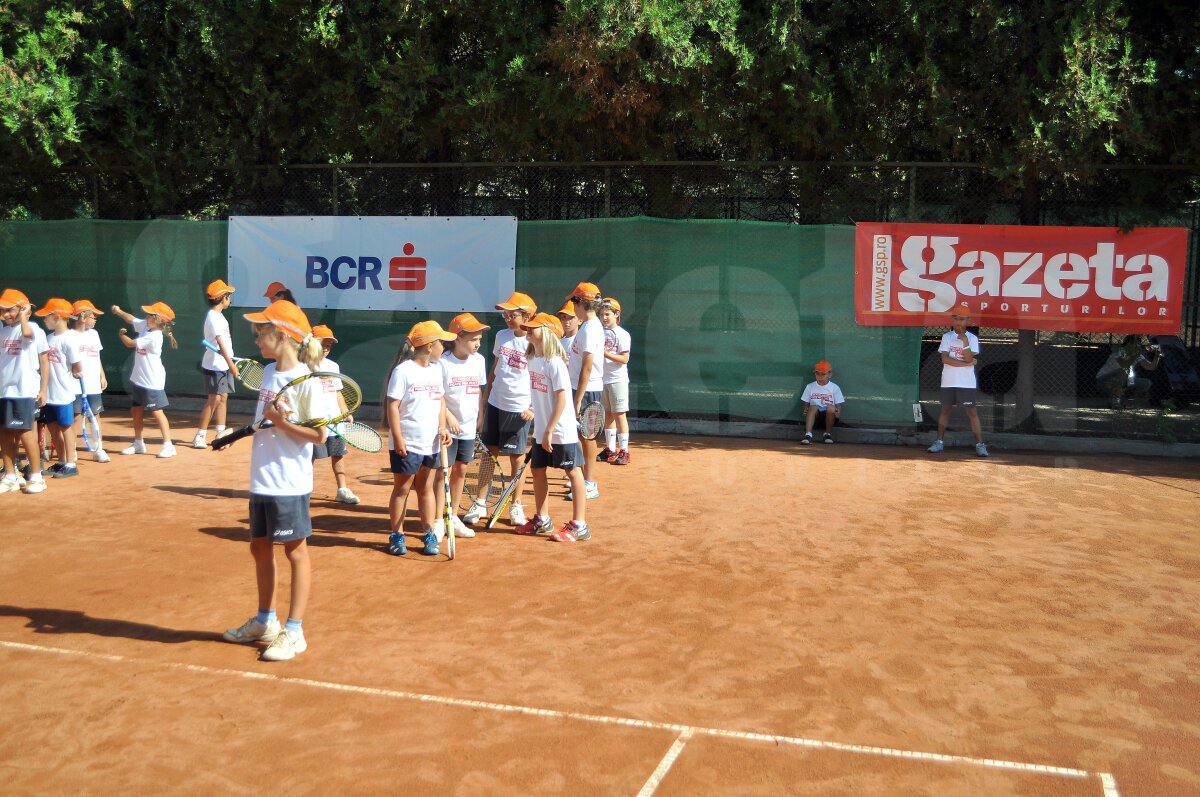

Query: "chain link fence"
(5, 161), (1199, 441)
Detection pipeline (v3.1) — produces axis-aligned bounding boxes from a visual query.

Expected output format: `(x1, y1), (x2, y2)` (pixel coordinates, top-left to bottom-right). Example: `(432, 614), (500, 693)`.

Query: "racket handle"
(201, 338), (220, 352)
(210, 422), (263, 450)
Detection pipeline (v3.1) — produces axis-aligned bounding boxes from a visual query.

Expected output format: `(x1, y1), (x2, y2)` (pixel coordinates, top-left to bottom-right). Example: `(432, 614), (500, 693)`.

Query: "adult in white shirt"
(0, 289), (50, 493)
(567, 282), (605, 497)
(194, 279), (240, 448)
(928, 303), (988, 457)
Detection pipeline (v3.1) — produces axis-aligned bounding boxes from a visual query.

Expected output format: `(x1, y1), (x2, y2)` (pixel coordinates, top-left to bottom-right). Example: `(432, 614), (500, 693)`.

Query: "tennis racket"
(78, 382), (101, 452)
(461, 437), (506, 515)
(200, 338), (265, 391)
(441, 443), (455, 560)
(211, 370), (362, 450)
(486, 447), (534, 529)
(577, 399), (604, 440)
(328, 420), (384, 453)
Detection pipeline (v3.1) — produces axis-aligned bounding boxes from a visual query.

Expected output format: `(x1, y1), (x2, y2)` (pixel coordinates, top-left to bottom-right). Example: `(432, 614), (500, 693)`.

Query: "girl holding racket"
(221, 300), (325, 662)
(441, 312), (490, 537)
(518, 313), (590, 542)
(111, 302), (179, 457)
(598, 297), (632, 465)
(71, 300), (110, 462)
(35, 298), (83, 479)
(311, 324), (359, 505)
(192, 279), (239, 449)
(384, 321), (455, 557)
(0, 289), (49, 494)
(567, 282), (605, 499)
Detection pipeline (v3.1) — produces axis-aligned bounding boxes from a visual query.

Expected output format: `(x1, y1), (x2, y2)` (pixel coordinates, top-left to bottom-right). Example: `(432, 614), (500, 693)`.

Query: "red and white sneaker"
(515, 515), (552, 535)
(595, 447), (613, 463)
(612, 449), (629, 465)
(549, 521), (590, 542)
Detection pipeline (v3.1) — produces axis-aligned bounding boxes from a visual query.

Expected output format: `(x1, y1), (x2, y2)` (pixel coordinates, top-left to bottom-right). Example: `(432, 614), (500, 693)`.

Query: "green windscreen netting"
(0, 218), (921, 427)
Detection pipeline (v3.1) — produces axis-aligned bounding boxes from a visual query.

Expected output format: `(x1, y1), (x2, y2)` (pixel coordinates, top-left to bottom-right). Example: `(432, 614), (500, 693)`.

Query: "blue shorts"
(389, 449), (439, 475)
(130, 384), (170, 411)
(249, 494), (313, 543)
(312, 433), (347, 459)
(531, 441), (581, 471)
(481, 403), (530, 455)
(203, 369), (236, 395)
(447, 437), (476, 464)
(39, 402), (75, 428)
(1, 397), (37, 431)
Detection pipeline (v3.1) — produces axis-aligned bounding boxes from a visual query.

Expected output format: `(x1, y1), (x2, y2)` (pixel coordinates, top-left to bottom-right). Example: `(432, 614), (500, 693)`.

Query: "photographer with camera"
(1095, 334), (1163, 408)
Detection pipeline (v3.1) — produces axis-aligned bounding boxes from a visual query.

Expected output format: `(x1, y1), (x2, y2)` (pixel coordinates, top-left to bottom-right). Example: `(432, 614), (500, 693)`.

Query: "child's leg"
(824, 409), (835, 433)
(566, 467), (586, 523)
(197, 393), (218, 435)
(449, 460), (467, 513)
(250, 537), (277, 614)
(532, 467), (549, 518)
(51, 423), (75, 466)
(389, 473), (416, 532)
(506, 453), (526, 510)
(151, 408), (171, 443)
(415, 467), (437, 529)
(213, 392), (228, 430)
(19, 427), (42, 474)
(615, 411), (629, 452)
(131, 406), (144, 439)
(282, 539), (310, 623)
(804, 404), (817, 434)
(330, 454), (349, 490)
(1, 430), (16, 474)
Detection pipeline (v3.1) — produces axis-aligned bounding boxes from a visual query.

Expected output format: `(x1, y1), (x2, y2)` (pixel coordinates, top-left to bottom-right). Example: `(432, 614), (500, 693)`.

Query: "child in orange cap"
(479, 291), (538, 528)
(597, 297), (632, 465)
(221, 300), (326, 662)
(70, 300), (110, 462)
(0, 289), (50, 494)
(519, 313), (590, 542)
(112, 302), (179, 457)
(264, 282), (296, 304)
(556, 300), (578, 358)
(310, 324), (359, 505)
(193, 279), (239, 449)
(567, 282), (604, 498)
(384, 320), (456, 556)
(441, 313), (491, 534)
(35, 298), (84, 479)
(800, 360), (845, 445)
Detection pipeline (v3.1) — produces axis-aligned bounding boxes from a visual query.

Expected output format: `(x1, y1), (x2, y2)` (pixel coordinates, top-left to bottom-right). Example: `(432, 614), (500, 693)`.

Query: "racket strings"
(579, 403), (604, 439)
(334, 421), (383, 452)
(239, 361), (265, 390)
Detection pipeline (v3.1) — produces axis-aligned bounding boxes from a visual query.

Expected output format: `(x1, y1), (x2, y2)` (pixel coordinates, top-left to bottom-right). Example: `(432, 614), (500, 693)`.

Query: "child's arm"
(386, 398), (406, 455)
(99, 364), (108, 392)
(261, 402), (326, 445)
(17, 303), (33, 338)
(438, 398), (451, 447)
(604, 349), (630, 364)
(117, 328), (136, 349)
(37, 351), (49, 406)
(110, 305), (136, 325)
(543, 388), (567, 451)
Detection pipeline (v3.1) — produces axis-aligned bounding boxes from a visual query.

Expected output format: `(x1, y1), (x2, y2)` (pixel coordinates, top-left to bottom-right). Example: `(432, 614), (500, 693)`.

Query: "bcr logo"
(390, 243), (426, 291)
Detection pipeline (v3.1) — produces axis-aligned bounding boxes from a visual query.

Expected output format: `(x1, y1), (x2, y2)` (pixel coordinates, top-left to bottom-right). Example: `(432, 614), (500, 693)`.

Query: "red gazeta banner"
(854, 222), (1188, 333)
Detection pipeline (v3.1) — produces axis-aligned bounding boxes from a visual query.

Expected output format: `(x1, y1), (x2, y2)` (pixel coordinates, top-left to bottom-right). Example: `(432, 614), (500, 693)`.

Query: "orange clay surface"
(1, 413), (1198, 796)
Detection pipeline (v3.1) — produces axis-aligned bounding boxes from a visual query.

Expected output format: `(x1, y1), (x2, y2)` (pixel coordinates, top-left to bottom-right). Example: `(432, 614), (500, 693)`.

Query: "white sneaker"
(452, 516), (475, 538)
(432, 518), (446, 542)
(191, 432), (207, 449)
(223, 617), (281, 644)
(335, 487), (360, 504)
(0, 474), (21, 494)
(462, 499), (487, 525)
(510, 503), (527, 526)
(585, 480), (600, 499)
(23, 477), (46, 494)
(157, 444), (177, 458)
(261, 628), (307, 662)
(94, 449), (111, 463)
(121, 440), (146, 456)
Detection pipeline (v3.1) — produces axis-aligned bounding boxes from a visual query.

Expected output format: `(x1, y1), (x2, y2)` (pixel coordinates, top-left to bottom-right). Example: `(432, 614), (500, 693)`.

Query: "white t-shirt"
(801, 380), (844, 409)
(602, 325), (631, 385)
(938, 330), (980, 389)
(386, 359), (445, 455)
(0, 322), (49, 399)
(529, 355), (579, 446)
(77, 328), (105, 395)
(201, 309), (232, 372)
(314, 358), (346, 421)
(249, 362), (320, 497)
(44, 330), (83, 406)
(570, 317), (605, 392)
(488, 330), (531, 412)
(560, 334), (576, 364)
(129, 318), (166, 390)
(441, 351), (487, 440)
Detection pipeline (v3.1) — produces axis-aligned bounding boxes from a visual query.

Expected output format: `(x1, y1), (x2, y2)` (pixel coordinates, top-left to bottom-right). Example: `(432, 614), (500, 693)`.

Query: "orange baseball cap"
(408, 320), (456, 347)
(243, 300), (311, 342)
(952, 302), (970, 316)
(35, 297), (74, 318)
(495, 292), (537, 313)
(312, 324), (338, 342)
(449, 312), (490, 334)
(555, 300), (576, 317)
(206, 279), (236, 299)
(521, 312), (564, 338)
(567, 282), (601, 301)
(0, 288), (30, 308)
(601, 297), (622, 314)
(72, 299), (104, 316)
(263, 281), (289, 298)
(815, 360), (832, 372)
(141, 301), (176, 322)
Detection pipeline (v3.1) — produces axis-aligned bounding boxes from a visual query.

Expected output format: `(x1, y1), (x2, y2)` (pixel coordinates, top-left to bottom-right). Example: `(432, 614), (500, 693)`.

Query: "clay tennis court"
(1, 414), (1197, 796)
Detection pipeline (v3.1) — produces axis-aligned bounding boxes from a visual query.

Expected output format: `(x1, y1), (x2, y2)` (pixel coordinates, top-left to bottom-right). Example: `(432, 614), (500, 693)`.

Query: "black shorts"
(130, 384), (170, 411)
(481, 402), (530, 455)
(74, 394), (104, 415)
(1, 397), (38, 431)
(312, 432), (347, 459)
(249, 494), (313, 543)
(203, 368), (236, 395)
(447, 436), (476, 464)
(389, 450), (439, 475)
(939, 387), (977, 407)
(531, 441), (581, 471)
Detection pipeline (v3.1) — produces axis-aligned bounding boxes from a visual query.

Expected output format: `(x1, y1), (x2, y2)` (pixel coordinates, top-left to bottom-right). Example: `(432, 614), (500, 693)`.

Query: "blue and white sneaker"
(975, 442), (989, 458)
(421, 529), (440, 556)
(387, 531), (407, 556)
(927, 439), (944, 454)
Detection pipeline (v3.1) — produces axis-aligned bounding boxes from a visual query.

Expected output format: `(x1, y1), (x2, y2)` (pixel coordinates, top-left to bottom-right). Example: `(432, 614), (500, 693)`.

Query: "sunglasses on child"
(814, 369), (831, 375)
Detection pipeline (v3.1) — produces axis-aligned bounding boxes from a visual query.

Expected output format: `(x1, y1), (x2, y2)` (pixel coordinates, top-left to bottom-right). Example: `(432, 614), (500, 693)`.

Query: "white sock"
(215, 425), (225, 436)
(618, 433), (629, 450)
(196, 429), (207, 438)
(605, 429), (617, 450)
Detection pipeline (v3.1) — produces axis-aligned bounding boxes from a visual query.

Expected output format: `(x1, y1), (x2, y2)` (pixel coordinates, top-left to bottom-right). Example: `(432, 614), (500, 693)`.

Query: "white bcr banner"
(227, 216), (518, 312)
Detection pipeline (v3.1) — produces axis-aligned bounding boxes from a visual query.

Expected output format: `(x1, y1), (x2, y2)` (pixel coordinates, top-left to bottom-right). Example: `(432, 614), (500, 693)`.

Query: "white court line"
(636, 729), (693, 797)
(0, 639), (1118, 794)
